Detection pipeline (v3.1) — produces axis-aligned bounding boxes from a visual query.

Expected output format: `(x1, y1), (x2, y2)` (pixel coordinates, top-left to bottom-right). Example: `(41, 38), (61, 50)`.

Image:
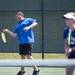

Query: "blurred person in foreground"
(63, 12), (75, 75)
(3, 11), (39, 75)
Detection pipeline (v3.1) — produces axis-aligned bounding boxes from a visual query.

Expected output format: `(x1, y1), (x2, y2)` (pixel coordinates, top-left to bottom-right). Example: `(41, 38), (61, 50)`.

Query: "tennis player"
(63, 12), (75, 75)
(3, 11), (39, 75)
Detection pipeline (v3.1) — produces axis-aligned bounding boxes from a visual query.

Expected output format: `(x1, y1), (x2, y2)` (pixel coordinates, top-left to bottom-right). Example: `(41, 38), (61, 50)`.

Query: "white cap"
(63, 12), (75, 20)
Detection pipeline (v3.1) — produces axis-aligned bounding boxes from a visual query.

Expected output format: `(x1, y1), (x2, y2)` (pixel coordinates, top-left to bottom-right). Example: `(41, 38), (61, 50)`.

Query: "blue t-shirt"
(63, 27), (75, 48)
(13, 18), (38, 44)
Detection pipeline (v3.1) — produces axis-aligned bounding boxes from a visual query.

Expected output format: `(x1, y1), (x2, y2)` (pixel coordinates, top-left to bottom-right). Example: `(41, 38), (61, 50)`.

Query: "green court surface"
(0, 67), (75, 75)
(0, 53), (75, 75)
(0, 53), (66, 59)
(0, 67), (66, 75)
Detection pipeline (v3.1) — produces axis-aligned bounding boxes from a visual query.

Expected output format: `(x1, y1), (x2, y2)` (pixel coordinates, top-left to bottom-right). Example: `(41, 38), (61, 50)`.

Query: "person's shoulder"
(64, 27), (69, 31)
(23, 18), (32, 22)
(25, 18), (32, 20)
(73, 29), (75, 32)
(26, 18), (37, 20)
(24, 18), (38, 22)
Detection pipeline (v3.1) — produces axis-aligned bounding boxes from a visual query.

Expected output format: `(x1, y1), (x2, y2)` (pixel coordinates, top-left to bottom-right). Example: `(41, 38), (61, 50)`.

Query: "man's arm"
(3, 29), (17, 37)
(64, 40), (68, 56)
(23, 21), (38, 31)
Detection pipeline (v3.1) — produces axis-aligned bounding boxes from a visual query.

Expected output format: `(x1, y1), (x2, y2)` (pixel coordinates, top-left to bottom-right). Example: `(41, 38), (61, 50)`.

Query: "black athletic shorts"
(19, 43), (33, 56)
(68, 51), (75, 59)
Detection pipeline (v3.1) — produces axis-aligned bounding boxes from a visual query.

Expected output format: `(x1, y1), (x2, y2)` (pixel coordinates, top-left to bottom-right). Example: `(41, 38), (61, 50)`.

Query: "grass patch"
(0, 53), (66, 59)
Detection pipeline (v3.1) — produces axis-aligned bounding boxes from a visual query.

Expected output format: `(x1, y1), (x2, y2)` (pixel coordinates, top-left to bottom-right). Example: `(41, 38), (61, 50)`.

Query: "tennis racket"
(1, 32), (6, 43)
(0, 24), (7, 43)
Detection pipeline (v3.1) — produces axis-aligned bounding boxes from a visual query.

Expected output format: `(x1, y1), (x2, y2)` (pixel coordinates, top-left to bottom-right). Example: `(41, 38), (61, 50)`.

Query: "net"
(0, 59), (75, 75)
(0, 59), (75, 67)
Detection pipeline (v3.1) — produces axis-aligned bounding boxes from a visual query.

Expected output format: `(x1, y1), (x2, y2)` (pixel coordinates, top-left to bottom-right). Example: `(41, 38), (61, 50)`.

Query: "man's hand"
(23, 27), (30, 31)
(65, 47), (68, 56)
(3, 29), (9, 32)
(65, 47), (72, 56)
(23, 21), (38, 31)
(3, 28), (17, 37)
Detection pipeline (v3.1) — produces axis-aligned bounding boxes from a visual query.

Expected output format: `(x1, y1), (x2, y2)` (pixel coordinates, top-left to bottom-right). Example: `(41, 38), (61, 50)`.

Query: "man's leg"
(17, 54), (26, 75)
(66, 51), (75, 75)
(27, 55), (40, 75)
(66, 66), (74, 75)
(20, 54), (26, 72)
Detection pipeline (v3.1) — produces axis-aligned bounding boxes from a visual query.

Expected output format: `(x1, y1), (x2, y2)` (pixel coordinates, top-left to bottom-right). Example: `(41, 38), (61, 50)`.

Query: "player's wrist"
(3, 29), (9, 32)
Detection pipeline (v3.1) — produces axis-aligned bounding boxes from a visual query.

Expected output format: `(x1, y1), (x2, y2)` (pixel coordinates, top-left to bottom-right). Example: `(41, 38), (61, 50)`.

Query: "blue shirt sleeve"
(63, 27), (69, 39)
(26, 18), (38, 26)
(12, 28), (17, 33)
(12, 24), (18, 33)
